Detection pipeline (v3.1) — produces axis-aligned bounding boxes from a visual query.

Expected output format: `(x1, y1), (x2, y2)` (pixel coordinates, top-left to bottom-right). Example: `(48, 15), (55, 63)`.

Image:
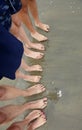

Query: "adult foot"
(24, 75), (41, 83)
(24, 46), (44, 59)
(25, 110), (43, 122)
(16, 71), (41, 83)
(28, 98), (47, 109)
(31, 31), (48, 42)
(26, 42), (45, 51)
(24, 84), (46, 97)
(28, 114), (47, 130)
(21, 60), (43, 72)
(23, 64), (42, 72)
(7, 110), (43, 130)
(0, 98), (47, 124)
(35, 22), (50, 32)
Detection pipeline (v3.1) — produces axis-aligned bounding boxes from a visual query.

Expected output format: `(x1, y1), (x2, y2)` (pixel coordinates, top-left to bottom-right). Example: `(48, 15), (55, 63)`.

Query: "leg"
(28, 0), (50, 32)
(10, 20), (45, 59)
(0, 85), (25, 100)
(0, 86), (6, 98)
(0, 98), (47, 124)
(18, 26), (45, 50)
(0, 112), (7, 124)
(0, 84), (45, 100)
(7, 110), (46, 130)
(18, 0), (48, 41)
(11, 14), (45, 51)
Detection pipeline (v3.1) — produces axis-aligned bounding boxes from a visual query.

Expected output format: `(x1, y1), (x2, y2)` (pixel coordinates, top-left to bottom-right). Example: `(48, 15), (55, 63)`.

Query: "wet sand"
(0, 0), (82, 130)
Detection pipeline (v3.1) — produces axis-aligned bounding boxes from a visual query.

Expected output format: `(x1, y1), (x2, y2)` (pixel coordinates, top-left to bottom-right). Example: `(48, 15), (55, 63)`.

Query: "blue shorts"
(8, 0), (22, 15)
(0, 24), (24, 80)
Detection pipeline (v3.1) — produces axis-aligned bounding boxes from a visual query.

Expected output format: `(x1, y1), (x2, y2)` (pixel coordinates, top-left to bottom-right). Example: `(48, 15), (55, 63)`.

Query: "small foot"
(24, 75), (41, 83)
(25, 64), (43, 72)
(35, 22), (50, 32)
(31, 31), (48, 42)
(24, 46), (44, 59)
(26, 42), (45, 51)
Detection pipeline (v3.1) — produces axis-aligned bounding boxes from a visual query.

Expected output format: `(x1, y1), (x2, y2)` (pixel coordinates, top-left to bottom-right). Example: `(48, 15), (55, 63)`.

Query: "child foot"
(24, 46), (44, 59)
(35, 22), (50, 32)
(26, 42), (45, 51)
(24, 75), (41, 83)
(25, 64), (43, 72)
(21, 60), (43, 72)
(31, 31), (48, 42)
(16, 71), (41, 83)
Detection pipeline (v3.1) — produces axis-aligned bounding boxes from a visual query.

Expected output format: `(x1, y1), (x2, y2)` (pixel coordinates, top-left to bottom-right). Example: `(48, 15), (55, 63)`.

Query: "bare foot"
(25, 110), (43, 122)
(7, 110), (44, 130)
(27, 98), (47, 109)
(21, 59), (43, 72)
(24, 75), (41, 83)
(31, 31), (48, 42)
(0, 84), (45, 100)
(23, 64), (43, 72)
(25, 64), (42, 72)
(26, 42), (45, 51)
(0, 98), (47, 124)
(24, 46), (44, 59)
(16, 71), (41, 83)
(28, 114), (47, 130)
(24, 84), (46, 97)
(35, 22), (50, 32)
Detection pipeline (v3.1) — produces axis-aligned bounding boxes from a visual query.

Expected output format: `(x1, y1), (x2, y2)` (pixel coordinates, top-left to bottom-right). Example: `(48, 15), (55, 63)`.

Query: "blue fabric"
(0, 0), (23, 80)
(0, 0), (11, 30)
(0, 0), (22, 30)
(0, 24), (24, 80)
(8, 0), (22, 14)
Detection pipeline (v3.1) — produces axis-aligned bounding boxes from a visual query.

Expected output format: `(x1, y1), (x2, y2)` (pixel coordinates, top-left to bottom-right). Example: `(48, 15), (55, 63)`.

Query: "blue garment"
(8, 0), (22, 15)
(0, 0), (22, 30)
(0, 24), (24, 80)
(0, 0), (11, 30)
(0, 0), (24, 80)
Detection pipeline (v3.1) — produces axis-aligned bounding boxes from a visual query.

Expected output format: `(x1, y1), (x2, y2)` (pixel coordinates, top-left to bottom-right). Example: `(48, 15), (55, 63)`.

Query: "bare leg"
(28, 0), (50, 32)
(17, 24), (45, 51)
(0, 84), (45, 100)
(28, 114), (46, 130)
(0, 98), (47, 124)
(10, 22), (44, 59)
(11, 15), (45, 51)
(21, 59), (43, 72)
(18, 0), (48, 41)
(7, 110), (46, 130)
(0, 85), (25, 100)
(15, 70), (41, 83)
